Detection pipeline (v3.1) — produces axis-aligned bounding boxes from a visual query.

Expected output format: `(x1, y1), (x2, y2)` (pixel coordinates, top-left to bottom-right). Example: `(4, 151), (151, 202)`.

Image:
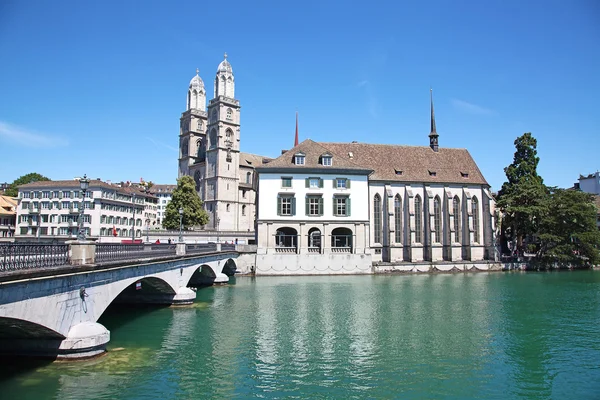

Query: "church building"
(254, 91), (497, 274)
(178, 54), (270, 232)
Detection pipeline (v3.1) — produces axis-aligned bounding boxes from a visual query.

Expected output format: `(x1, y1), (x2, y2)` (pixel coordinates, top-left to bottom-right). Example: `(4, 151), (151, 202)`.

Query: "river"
(1, 271), (600, 399)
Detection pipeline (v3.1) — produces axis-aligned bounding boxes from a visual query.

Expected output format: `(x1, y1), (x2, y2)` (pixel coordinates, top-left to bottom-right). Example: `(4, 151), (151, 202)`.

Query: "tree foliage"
(162, 176), (209, 230)
(536, 189), (600, 268)
(497, 133), (548, 253)
(5, 172), (50, 197)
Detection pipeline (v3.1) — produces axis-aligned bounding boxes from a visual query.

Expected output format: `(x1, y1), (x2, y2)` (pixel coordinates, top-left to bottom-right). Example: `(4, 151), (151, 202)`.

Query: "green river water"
(1, 271), (600, 399)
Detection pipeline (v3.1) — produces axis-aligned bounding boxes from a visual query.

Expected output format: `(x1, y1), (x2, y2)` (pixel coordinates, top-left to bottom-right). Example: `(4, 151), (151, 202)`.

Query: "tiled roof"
(0, 195), (17, 215)
(148, 184), (176, 194)
(256, 139), (372, 173)
(18, 180), (157, 198)
(256, 139), (488, 185)
(240, 152), (271, 168)
(321, 142), (488, 185)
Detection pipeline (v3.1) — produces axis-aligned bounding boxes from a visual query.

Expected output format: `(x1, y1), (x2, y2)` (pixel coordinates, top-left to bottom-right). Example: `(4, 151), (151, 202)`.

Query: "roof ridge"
(319, 142), (468, 151)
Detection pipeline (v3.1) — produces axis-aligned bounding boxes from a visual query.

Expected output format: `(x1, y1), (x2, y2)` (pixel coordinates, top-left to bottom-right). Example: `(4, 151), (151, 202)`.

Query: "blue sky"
(1, 0), (598, 191)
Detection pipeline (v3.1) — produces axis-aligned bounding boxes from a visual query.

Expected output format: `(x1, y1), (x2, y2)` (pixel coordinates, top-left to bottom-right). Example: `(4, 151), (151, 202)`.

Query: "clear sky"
(1, 0), (598, 191)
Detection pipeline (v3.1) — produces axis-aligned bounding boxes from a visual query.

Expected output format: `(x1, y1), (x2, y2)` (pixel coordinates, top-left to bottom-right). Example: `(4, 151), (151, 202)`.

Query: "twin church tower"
(178, 54), (266, 232)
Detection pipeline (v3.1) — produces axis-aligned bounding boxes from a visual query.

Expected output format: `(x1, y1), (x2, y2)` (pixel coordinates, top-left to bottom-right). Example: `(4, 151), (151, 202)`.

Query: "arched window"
(415, 195), (422, 243)
(226, 128), (233, 138)
(453, 196), (461, 243)
(331, 227), (353, 251)
(275, 227), (298, 251)
(209, 129), (217, 148)
(196, 139), (205, 161)
(394, 195), (402, 243)
(308, 228), (321, 250)
(226, 108), (233, 120)
(194, 170), (201, 192)
(433, 196), (441, 243)
(242, 205), (246, 216)
(182, 139), (189, 158)
(192, 90), (197, 109)
(226, 204), (230, 212)
(472, 196), (479, 243)
(197, 120), (203, 130)
(373, 194), (382, 244)
(187, 91), (191, 110)
(246, 172), (251, 184)
(211, 109), (217, 122)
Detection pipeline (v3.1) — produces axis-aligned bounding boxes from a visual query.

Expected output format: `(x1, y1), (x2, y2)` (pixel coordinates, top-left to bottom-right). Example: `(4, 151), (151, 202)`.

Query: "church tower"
(204, 53), (241, 230)
(429, 88), (439, 152)
(178, 69), (208, 178)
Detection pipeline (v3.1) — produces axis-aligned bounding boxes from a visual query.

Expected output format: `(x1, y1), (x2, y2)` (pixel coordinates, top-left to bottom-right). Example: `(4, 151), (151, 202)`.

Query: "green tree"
(536, 188), (600, 268)
(5, 172), (50, 197)
(496, 133), (549, 254)
(162, 176), (209, 229)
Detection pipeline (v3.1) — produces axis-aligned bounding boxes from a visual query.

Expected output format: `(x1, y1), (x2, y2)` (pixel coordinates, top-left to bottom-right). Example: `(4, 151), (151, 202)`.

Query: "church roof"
(239, 152), (271, 168)
(217, 53), (233, 74)
(258, 139), (488, 185)
(256, 139), (372, 174)
(321, 142), (488, 185)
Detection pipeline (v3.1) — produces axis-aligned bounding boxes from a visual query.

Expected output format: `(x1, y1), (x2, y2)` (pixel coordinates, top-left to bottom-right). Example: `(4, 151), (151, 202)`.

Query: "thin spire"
(196, 68), (199, 75)
(429, 87), (439, 152)
(430, 87), (437, 134)
(224, 52), (228, 59)
(294, 111), (299, 147)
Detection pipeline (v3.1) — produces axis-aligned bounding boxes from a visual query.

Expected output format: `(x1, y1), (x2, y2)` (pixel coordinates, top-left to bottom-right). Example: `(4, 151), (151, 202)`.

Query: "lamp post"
(131, 193), (136, 243)
(178, 207), (184, 243)
(216, 217), (221, 244)
(77, 174), (90, 241)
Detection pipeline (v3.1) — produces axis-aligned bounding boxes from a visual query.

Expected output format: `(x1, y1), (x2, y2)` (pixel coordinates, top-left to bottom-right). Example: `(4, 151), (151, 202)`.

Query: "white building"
(15, 179), (158, 243)
(178, 54), (270, 233)
(255, 93), (496, 274)
(148, 184), (176, 226)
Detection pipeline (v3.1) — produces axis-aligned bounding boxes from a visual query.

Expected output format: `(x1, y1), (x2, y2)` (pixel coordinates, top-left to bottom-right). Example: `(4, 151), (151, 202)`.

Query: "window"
(374, 194), (382, 244)
(394, 195), (402, 243)
(305, 196), (323, 216)
(23, 192), (30, 199)
(277, 195), (296, 216)
(322, 156), (332, 166)
(335, 178), (350, 189)
(246, 172), (252, 184)
(242, 205), (246, 216)
(281, 177), (292, 188)
(453, 196), (461, 243)
(226, 108), (233, 120)
(197, 120), (203, 130)
(62, 201), (69, 209)
(62, 191), (70, 198)
(42, 191), (50, 198)
(415, 195), (422, 243)
(433, 196), (441, 243)
(242, 190), (247, 198)
(294, 153), (305, 165)
(41, 202), (50, 209)
(333, 196), (350, 216)
(306, 177), (323, 189)
(33, 191), (40, 198)
(309, 228), (321, 249)
(472, 196), (479, 243)
(52, 191), (59, 198)
(21, 202), (29, 210)
(226, 204), (230, 212)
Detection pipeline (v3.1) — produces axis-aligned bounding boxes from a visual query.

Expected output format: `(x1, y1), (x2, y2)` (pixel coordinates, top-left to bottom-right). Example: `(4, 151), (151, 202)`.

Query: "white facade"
(578, 172), (600, 195)
(15, 180), (158, 243)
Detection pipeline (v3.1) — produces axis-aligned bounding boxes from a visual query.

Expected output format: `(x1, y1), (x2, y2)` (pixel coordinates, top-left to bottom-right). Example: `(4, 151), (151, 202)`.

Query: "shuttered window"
(277, 195), (296, 216)
(305, 196), (323, 216)
(333, 196), (351, 216)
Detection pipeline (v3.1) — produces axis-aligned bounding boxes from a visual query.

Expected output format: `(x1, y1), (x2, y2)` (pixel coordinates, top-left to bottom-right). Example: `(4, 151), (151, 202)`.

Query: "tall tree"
(536, 189), (600, 268)
(162, 176), (209, 229)
(497, 133), (548, 254)
(5, 172), (50, 197)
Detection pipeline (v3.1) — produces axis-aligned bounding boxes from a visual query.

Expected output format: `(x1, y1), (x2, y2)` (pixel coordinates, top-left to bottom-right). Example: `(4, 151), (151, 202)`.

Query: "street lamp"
(77, 174), (90, 241)
(146, 218), (150, 243)
(178, 207), (184, 243)
(216, 217), (221, 244)
(131, 193), (136, 243)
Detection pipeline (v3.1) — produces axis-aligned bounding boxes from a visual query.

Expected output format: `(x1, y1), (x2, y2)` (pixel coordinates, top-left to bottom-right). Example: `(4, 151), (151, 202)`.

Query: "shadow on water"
(0, 356), (56, 382)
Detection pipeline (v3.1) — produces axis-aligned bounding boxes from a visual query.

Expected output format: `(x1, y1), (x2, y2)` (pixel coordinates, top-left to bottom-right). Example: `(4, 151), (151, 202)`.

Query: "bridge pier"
(58, 322), (110, 359)
(173, 287), (196, 305)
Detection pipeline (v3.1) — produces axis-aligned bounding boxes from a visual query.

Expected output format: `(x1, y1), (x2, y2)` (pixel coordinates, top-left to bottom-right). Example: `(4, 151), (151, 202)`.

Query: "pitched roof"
(321, 142), (488, 185)
(240, 152), (271, 168)
(18, 180), (157, 199)
(256, 139), (372, 174)
(0, 195), (17, 216)
(148, 184), (176, 194)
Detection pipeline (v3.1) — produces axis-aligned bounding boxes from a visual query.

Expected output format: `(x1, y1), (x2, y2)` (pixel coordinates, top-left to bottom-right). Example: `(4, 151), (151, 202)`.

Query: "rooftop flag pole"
(294, 111), (299, 147)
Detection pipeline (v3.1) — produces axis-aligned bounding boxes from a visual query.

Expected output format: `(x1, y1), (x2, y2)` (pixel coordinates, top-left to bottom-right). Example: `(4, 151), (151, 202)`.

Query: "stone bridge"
(0, 249), (255, 359)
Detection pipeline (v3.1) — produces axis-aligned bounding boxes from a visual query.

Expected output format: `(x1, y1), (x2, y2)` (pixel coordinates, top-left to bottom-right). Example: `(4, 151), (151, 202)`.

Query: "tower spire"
(294, 111), (299, 147)
(429, 88), (439, 152)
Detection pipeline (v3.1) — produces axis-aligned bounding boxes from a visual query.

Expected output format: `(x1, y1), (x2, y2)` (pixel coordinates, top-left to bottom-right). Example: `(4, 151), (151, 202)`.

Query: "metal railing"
(95, 243), (177, 263)
(221, 243), (236, 251)
(186, 243), (217, 254)
(0, 243), (70, 271)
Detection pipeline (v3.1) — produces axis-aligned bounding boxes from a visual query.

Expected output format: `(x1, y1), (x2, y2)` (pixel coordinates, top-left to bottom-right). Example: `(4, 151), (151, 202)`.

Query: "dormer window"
(294, 152), (305, 165)
(395, 169), (403, 175)
(321, 154), (332, 166)
(428, 170), (437, 177)
(461, 172), (469, 178)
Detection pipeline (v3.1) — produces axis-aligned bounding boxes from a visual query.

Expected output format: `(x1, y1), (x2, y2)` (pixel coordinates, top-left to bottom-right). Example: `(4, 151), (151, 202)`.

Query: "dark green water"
(1, 272), (600, 399)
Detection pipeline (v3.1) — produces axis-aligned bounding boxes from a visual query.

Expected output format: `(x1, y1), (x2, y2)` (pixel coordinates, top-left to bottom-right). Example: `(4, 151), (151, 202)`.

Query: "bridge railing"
(95, 243), (177, 263)
(0, 243), (70, 271)
(185, 243), (218, 254)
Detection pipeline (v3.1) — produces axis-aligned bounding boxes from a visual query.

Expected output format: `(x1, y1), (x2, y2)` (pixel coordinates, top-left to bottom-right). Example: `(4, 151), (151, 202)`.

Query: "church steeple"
(429, 88), (439, 152)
